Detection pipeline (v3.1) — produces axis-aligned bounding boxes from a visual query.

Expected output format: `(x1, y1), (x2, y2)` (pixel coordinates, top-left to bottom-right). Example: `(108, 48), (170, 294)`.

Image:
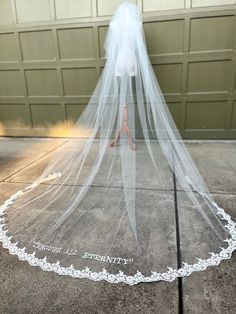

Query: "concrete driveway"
(0, 137), (235, 314)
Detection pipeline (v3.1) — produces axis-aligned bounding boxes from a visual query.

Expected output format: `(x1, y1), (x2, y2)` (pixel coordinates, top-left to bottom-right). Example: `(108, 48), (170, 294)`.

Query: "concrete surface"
(0, 137), (236, 314)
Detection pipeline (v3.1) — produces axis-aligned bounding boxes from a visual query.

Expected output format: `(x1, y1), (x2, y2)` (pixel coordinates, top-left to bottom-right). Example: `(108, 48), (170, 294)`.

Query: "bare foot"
(109, 140), (118, 148)
(129, 142), (137, 151)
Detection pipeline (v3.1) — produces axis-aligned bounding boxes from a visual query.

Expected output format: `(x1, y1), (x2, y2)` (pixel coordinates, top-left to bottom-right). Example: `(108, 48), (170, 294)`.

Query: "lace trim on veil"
(0, 173), (235, 285)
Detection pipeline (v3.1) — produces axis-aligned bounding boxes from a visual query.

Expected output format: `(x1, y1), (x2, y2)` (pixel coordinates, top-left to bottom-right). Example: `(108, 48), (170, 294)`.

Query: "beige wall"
(0, 0), (236, 25)
(0, 1), (235, 139)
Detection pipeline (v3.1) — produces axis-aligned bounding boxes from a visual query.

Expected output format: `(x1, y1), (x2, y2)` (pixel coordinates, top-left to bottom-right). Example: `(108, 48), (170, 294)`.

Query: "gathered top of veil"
(0, 0), (235, 285)
(104, 1), (143, 76)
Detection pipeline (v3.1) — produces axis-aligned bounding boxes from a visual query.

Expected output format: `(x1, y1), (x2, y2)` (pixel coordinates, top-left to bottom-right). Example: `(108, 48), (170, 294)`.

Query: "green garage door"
(0, 0), (235, 139)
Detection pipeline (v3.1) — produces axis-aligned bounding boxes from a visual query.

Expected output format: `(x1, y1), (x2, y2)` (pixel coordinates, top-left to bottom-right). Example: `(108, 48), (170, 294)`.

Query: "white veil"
(0, 1), (236, 285)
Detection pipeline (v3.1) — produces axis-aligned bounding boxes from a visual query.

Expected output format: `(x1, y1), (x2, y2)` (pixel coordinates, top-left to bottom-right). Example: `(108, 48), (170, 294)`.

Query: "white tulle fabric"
(0, 1), (235, 285)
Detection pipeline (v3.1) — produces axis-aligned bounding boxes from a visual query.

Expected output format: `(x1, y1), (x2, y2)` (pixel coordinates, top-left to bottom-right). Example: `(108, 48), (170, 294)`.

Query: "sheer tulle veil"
(0, 0), (235, 285)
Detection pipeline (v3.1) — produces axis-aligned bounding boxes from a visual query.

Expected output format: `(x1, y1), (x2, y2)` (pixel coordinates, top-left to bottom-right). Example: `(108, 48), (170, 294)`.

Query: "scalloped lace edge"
(0, 173), (236, 285)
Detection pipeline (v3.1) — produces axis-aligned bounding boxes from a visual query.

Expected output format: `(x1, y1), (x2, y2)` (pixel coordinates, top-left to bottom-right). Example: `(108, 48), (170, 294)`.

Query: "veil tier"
(0, 1), (235, 285)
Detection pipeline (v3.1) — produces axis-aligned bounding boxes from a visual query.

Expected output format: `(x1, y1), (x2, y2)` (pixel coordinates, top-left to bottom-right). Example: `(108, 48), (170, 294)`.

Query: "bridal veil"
(0, 1), (235, 285)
